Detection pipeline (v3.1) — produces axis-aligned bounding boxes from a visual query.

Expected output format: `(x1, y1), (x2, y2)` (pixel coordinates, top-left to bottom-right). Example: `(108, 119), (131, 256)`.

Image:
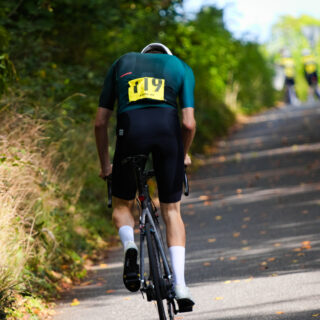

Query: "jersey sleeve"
(179, 63), (195, 109)
(99, 61), (117, 110)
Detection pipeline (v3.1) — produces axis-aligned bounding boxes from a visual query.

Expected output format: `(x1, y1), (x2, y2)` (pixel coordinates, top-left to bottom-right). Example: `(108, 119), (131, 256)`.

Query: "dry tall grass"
(0, 110), (63, 302)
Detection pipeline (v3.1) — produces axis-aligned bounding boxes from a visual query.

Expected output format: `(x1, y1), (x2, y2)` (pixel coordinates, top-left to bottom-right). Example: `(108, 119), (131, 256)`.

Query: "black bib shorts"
(112, 107), (184, 203)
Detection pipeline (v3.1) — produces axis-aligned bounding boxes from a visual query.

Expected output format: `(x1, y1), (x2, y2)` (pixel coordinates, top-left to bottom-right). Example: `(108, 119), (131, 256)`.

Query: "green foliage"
(0, 26), (15, 96)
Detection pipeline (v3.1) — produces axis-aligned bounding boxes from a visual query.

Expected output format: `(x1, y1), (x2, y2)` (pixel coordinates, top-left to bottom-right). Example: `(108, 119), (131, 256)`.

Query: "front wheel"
(146, 221), (166, 320)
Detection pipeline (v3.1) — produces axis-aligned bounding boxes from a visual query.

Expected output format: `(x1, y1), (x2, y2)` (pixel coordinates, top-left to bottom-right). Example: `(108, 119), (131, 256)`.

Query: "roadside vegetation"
(0, 0), (275, 317)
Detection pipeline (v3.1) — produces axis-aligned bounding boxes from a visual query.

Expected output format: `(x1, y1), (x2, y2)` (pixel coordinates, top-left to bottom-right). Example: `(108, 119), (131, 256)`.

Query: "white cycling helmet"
(141, 43), (173, 55)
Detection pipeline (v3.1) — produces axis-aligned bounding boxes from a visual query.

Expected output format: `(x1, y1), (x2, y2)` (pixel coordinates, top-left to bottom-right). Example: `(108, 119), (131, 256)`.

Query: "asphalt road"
(54, 102), (320, 320)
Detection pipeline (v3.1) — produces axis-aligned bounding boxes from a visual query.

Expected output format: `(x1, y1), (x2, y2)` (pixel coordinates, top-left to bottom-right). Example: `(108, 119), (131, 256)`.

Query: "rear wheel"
(146, 221), (166, 320)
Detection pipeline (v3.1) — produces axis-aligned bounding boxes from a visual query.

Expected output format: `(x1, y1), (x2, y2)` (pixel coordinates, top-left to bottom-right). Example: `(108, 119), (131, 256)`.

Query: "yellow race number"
(128, 77), (165, 102)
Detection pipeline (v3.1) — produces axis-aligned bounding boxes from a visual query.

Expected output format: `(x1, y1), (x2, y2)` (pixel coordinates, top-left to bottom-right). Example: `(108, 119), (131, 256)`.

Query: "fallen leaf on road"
(276, 311), (284, 314)
(301, 210), (309, 214)
(208, 238), (216, 243)
(260, 230), (267, 235)
(235, 153), (242, 161)
(312, 314), (320, 317)
(215, 216), (222, 221)
(243, 216), (251, 222)
(204, 201), (212, 206)
(241, 224), (247, 229)
(99, 263), (108, 268)
(236, 189), (242, 194)
(95, 282), (104, 286)
(106, 289), (115, 294)
(229, 256), (237, 261)
(241, 240), (248, 245)
(70, 299), (80, 306)
(233, 232), (240, 238)
(224, 280), (231, 284)
(203, 262), (211, 267)
(242, 247), (251, 251)
(215, 297), (224, 300)
(124, 297), (131, 300)
(199, 195), (209, 200)
(267, 257), (276, 262)
(301, 241), (311, 250)
(273, 243), (281, 247)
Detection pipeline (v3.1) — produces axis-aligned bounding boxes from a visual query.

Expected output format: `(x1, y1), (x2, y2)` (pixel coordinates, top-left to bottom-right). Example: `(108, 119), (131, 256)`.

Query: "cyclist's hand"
(99, 164), (112, 179)
(184, 154), (192, 166)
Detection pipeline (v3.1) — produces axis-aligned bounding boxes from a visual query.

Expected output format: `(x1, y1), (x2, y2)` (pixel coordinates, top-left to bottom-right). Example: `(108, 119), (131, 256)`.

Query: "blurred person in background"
(280, 49), (300, 105)
(301, 48), (320, 101)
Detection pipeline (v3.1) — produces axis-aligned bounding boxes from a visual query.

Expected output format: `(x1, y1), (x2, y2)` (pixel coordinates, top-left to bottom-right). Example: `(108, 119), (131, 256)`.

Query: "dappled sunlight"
(202, 141), (320, 164)
(189, 164), (320, 189)
(184, 181), (320, 209)
(247, 104), (320, 124)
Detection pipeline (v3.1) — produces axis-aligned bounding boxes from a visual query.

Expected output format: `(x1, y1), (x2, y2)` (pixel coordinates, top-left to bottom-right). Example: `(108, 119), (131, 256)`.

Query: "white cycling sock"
(119, 225), (134, 248)
(169, 246), (186, 287)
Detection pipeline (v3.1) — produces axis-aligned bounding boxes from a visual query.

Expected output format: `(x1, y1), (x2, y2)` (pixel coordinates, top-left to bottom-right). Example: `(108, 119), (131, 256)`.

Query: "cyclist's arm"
(181, 107), (196, 165)
(179, 63), (196, 165)
(95, 107), (113, 178)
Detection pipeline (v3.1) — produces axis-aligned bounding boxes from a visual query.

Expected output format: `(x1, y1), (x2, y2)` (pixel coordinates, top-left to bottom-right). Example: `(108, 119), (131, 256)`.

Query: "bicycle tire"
(146, 220), (166, 320)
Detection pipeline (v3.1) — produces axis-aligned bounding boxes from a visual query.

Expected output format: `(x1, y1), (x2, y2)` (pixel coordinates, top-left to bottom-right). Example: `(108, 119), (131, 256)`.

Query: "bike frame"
(138, 185), (172, 289)
(130, 161), (172, 288)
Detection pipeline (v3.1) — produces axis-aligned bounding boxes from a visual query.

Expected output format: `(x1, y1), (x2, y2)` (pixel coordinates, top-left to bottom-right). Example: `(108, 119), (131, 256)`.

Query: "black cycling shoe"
(123, 242), (140, 292)
(177, 298), (195, 313)
(175, 285), (195, 312)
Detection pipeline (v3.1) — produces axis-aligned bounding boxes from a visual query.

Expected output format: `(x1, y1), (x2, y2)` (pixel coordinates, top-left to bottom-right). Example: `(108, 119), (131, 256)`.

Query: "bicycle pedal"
(177, 298), (194, 313)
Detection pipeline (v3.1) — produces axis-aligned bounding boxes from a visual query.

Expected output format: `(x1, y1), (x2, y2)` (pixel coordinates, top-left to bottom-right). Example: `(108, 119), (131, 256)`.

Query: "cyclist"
(301, 48), (320, 100)
(280, 50), (299, 105)
(95, 43), (196, 309)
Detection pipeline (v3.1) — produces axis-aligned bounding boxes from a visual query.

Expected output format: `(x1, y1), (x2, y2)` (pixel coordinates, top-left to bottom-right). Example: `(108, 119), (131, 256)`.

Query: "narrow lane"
(55, 102), (320, 320)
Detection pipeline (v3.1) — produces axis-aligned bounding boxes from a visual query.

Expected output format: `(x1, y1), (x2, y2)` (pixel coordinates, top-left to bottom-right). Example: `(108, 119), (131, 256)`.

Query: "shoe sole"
(177, 298), (195, 313)
(123, 248), (140, 292)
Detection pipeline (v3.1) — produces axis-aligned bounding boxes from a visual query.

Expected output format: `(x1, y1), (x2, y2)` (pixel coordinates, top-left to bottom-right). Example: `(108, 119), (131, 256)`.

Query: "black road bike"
(106, 155), (192, 320)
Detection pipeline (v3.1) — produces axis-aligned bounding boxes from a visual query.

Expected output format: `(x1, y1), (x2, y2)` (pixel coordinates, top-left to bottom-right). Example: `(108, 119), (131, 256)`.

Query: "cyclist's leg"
(160, 202), (186, 285)
(151, 109), (194, 308)
(160, 202), (185, 247)
(112, 197), (135, 230)
(111, 111), (150, 292)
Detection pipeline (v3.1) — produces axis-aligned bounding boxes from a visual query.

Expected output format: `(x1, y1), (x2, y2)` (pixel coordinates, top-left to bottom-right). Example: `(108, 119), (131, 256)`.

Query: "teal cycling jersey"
(99, 52), (195, 114)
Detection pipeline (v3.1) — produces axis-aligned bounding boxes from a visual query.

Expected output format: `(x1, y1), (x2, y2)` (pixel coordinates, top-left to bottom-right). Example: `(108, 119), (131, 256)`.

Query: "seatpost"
(134, 165), (145, 197)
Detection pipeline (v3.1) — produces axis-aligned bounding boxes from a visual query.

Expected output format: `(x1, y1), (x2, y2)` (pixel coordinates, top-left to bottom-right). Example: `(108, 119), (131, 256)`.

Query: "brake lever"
(183, 167), (189, 196)
(104, 174), (112, 208)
